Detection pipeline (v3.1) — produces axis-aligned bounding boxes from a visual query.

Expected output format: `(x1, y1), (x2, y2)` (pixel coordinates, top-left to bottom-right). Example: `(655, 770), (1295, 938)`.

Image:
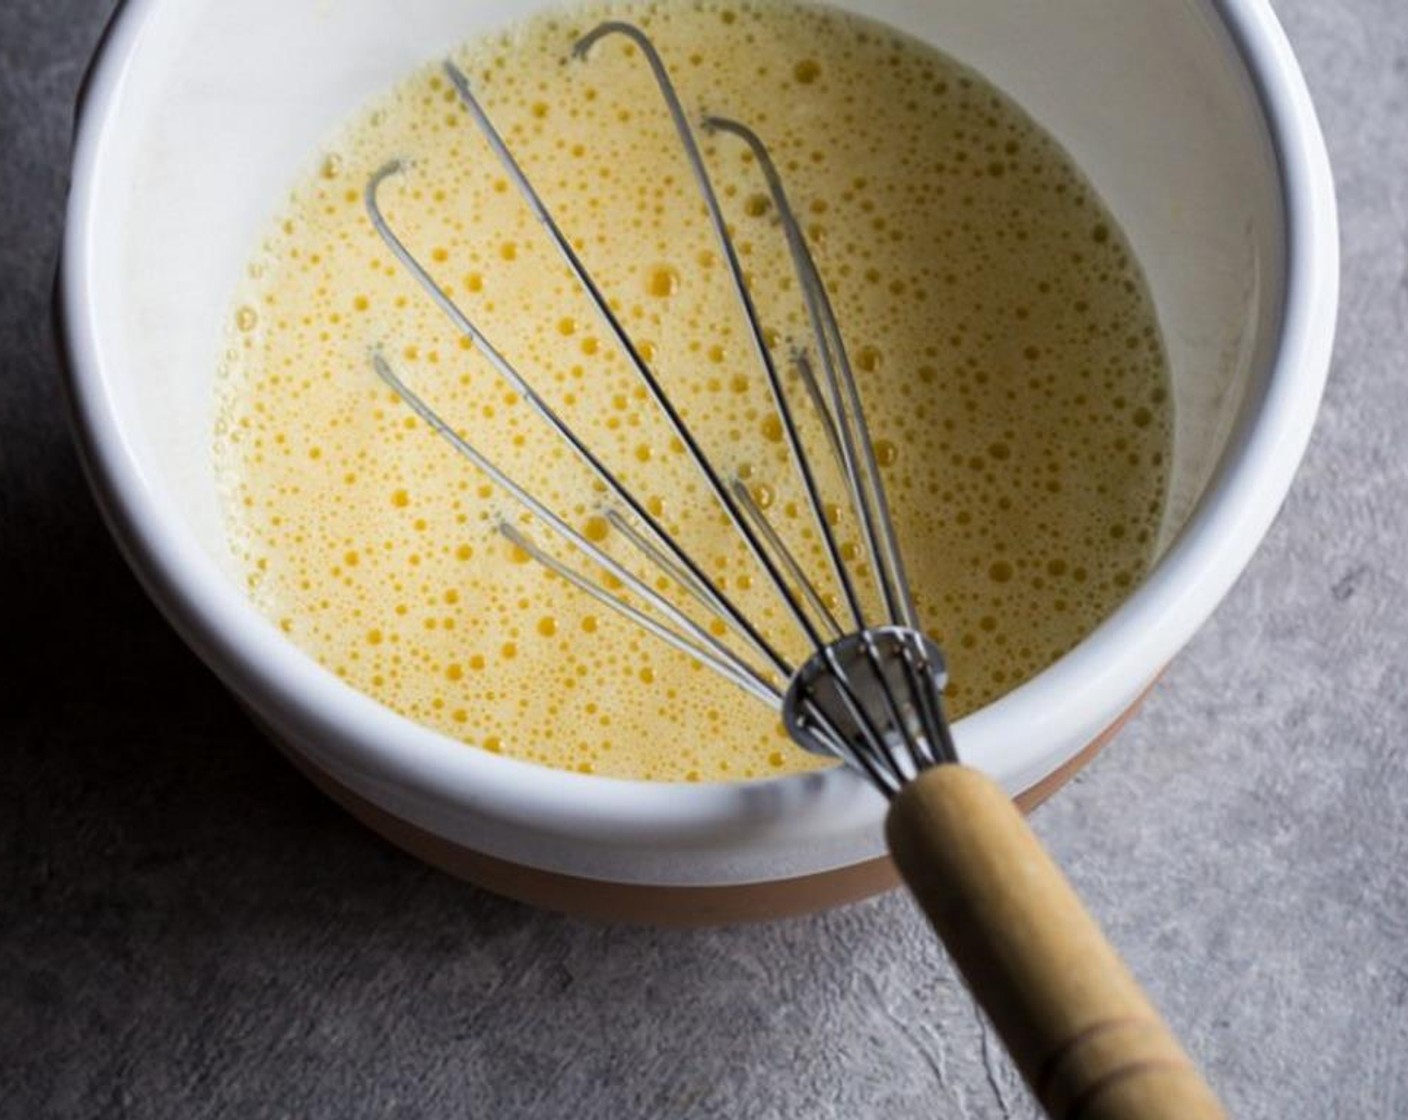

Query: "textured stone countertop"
(3, 1), (1406, 1116)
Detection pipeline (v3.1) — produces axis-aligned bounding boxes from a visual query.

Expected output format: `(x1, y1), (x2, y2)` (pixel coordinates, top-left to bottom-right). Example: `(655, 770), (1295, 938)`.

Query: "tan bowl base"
(274, 683), (1153, 926)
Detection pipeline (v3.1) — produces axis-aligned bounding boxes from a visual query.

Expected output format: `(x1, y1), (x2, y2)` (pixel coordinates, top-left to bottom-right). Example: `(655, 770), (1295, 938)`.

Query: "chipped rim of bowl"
(58, 0), (1336, 878)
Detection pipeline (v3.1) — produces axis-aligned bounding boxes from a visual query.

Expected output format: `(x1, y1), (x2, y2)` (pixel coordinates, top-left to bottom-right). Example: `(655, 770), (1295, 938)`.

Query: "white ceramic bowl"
(61, 0), (1336, 918)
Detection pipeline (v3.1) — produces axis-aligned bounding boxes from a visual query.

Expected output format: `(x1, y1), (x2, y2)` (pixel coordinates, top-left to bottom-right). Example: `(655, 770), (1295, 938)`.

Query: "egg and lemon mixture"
(215, 0), (1171, 780)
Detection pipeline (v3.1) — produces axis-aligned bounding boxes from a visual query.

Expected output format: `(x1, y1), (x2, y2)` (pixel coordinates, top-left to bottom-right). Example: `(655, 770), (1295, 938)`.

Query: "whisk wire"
(600, 509), (716, 610)
(729, 479), (844, 640)
(574, 25), (867, 643)
(704, 116), (919, 632)
(790, 350), (848, 481)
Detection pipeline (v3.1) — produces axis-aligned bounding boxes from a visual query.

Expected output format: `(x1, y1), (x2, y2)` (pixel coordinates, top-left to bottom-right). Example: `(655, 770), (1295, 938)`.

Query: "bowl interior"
(66, 0), (1297, 884)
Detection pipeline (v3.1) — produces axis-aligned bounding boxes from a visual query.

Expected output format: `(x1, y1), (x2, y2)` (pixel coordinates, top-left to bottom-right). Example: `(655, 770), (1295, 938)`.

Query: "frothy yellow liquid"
(216, 0), (1171, 781)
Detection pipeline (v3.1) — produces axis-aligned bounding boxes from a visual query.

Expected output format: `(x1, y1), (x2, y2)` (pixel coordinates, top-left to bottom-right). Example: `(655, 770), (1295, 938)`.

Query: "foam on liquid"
(215, 0), (1172, 781)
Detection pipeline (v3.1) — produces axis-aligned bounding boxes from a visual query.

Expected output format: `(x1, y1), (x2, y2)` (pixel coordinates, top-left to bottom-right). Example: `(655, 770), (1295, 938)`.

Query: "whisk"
(364, 22), (1223, 1120)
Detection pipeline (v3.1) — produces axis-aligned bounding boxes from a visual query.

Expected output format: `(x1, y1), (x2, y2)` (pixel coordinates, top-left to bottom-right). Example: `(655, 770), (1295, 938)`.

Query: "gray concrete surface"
(2, 1), (1406, 1116)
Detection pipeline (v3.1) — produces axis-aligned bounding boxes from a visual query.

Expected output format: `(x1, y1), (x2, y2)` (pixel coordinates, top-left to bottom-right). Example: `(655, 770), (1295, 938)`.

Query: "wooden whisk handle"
(885, 765), (1225, 1120)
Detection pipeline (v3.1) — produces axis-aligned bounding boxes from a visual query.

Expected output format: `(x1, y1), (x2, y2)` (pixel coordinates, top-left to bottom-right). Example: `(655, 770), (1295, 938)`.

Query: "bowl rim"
(57, 0), (1337, 870)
